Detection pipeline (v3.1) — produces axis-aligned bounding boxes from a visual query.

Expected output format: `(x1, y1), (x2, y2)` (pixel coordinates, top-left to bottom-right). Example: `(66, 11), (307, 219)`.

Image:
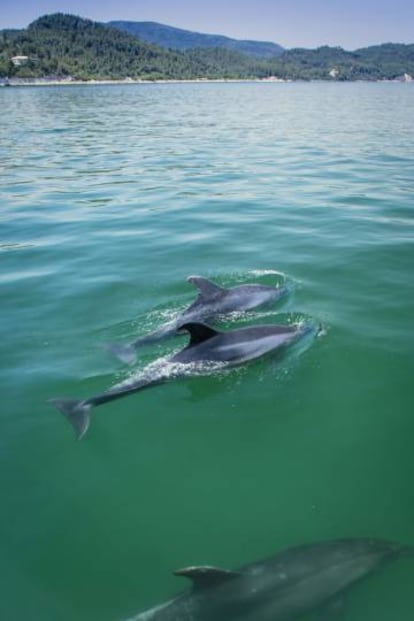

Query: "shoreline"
(1, 75), (412, 88)
(1, 76), (289, 87)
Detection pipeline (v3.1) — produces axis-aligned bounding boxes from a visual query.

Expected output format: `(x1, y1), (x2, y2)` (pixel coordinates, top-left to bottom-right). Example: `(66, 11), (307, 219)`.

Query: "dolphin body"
(109, 276), (288, 364)
(50, 320), (310, 439)
(126, 538), (412, 621)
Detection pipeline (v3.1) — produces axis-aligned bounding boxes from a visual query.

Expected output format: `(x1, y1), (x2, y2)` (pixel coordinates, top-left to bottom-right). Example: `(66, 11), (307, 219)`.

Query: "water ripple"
(1, 82), (414, 621)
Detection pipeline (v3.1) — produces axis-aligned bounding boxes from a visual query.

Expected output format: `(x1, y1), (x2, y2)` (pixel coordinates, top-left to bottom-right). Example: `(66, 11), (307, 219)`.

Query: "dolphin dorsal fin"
(174, 565), (240, 589)
(180, 322), (219, 346)
(187, 276), (224, 299)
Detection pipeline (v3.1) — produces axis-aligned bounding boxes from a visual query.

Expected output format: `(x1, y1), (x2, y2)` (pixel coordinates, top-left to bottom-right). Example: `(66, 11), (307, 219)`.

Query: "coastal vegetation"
(1, 13), (413, 82)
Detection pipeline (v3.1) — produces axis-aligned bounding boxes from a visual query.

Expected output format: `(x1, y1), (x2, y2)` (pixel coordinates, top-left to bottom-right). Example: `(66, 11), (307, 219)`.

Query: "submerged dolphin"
(109, 275), (289, 364)
(126, 538), (412, 621)
(50, 320), (312, 439)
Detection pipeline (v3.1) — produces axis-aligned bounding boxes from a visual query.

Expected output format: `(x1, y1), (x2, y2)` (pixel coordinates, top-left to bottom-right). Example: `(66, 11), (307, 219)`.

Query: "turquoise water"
(1, 82), (413, 620)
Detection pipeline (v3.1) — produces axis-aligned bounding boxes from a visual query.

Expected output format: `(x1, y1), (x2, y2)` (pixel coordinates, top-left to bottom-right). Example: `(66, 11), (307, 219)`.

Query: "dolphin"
(125, 538), (412, 621)
(50, 320), (312, 439)
(108, 275), (289, 364)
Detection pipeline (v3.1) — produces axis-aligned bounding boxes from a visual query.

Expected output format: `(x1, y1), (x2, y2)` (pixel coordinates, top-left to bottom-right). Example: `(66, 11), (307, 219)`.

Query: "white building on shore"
(11, 56), (29, 66)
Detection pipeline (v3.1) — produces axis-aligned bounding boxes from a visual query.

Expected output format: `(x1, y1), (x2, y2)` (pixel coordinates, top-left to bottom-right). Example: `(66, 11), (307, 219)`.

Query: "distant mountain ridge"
(107, 21), (284, 58)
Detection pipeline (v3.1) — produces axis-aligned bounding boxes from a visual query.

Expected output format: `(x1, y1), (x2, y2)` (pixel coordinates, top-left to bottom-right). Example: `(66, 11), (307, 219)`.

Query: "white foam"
(249, 268), (286, 277)
(112, 356), (229, 392)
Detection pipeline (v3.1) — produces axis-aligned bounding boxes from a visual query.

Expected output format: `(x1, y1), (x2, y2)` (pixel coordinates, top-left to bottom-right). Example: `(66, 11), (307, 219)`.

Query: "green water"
(0, 82), (413, 620)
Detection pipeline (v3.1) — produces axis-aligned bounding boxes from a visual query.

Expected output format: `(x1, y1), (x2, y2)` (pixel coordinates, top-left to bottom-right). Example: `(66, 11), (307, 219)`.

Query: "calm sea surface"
(1, 82), (413, 620)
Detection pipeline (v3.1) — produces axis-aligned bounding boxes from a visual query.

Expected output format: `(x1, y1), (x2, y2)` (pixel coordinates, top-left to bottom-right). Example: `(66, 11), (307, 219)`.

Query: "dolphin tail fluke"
(106, 342), (137, 365)
(106, 324), (180, 364)
(49, 398), (92, 440)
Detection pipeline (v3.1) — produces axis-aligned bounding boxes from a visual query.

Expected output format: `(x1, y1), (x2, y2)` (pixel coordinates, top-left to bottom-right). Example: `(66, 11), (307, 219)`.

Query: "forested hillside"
(0, 14), (208, 80)
(1, 13), (413, 81)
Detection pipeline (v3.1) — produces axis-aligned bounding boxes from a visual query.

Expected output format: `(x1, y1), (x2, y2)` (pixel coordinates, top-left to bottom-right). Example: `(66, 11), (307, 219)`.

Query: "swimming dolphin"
(125, 538), (412, 621)
(50, 320), (312, 439)
(108, 275), (289, 364)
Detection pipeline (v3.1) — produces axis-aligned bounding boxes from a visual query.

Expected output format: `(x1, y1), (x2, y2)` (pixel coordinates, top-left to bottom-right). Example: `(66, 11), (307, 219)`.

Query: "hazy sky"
(1, 0), (413, 49)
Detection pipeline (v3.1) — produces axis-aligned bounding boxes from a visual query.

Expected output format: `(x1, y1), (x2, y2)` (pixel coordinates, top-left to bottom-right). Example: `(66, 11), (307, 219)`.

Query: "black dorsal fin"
(187, 276), (224, 298)
(179, 322), (220, 346)
(174, 565), (241, 589)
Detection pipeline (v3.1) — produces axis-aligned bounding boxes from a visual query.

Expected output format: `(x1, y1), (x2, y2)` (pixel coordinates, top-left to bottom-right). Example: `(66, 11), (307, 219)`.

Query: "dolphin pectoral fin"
(318, 594), (346, 619)
(174, 565), (241, 589)
(179, 322), (220, 346)
(48, 398), (91, 440)
(105, 341), (137, 365)
(187, 275), (224, 298)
